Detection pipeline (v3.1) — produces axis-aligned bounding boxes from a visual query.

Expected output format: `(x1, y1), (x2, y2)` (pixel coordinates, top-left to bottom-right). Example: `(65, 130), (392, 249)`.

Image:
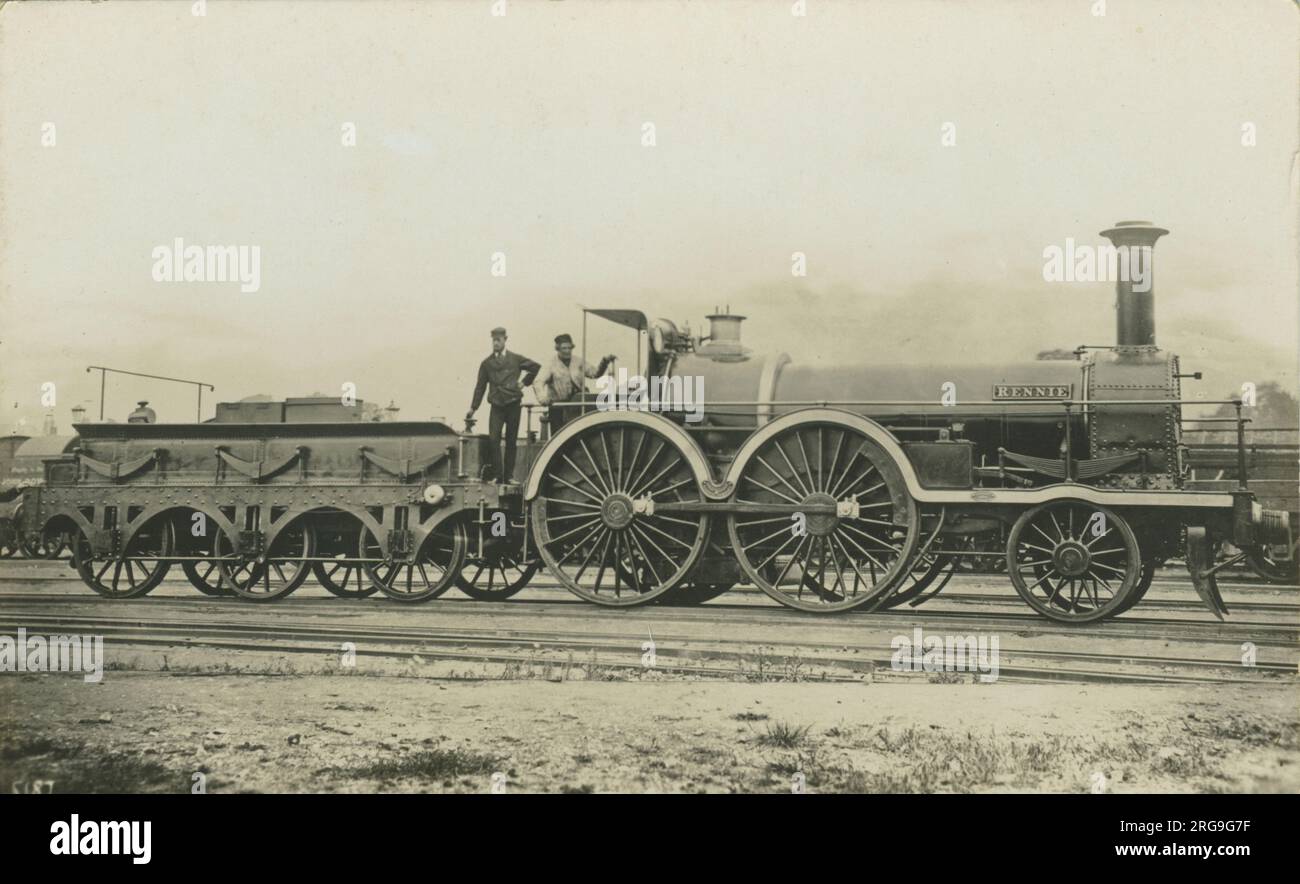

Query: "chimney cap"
(1100, 221), (1169, 245)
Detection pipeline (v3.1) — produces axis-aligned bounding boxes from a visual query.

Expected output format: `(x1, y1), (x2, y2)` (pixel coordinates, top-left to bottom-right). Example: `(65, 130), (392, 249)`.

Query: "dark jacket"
(471, 350), (542, 410)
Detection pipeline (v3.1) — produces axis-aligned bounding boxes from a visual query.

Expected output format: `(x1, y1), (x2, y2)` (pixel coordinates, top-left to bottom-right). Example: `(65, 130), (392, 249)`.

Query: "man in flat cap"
(534, 333), (615, 433)
(467, 327), (541, 483)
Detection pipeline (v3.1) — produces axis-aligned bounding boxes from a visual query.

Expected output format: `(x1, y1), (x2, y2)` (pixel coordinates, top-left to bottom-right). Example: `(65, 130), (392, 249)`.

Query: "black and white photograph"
(0, 0), (1296, 865)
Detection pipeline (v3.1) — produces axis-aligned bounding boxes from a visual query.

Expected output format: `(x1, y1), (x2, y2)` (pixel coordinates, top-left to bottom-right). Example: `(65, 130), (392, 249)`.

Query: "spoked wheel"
(216, 521), (314, 602)
(1244, 542), (1299, 586)
(875, 551), (957, 610)
(727, 418), (919, 612)
(655, 582), (734, 606)
(1006, 501), (1140, 623)
(456, 549), (540, 601)
(20, 525), (69, 560)
(181, 560), (235, 597)
(531, 417), (710, 606)
(362, 522), (466, 603)
(313, 560), (378, 598)
(73, 521), (173, 599)
(313, 520), (378, 598)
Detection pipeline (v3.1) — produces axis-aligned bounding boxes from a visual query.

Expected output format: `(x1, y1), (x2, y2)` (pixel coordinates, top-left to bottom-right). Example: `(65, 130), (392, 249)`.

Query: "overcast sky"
(1, 0), (1296, 434)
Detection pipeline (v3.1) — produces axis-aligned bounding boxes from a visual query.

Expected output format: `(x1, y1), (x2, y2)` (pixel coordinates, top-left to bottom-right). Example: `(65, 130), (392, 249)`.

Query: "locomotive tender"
(6, 221), (1293, 622)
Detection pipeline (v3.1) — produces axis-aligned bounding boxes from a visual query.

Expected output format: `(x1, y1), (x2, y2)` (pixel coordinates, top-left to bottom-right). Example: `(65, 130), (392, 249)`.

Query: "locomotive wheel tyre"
(455, 554), (540, 601)
(1005, 501), (1140, 624)
(531, 416), (710, 606)
(726, 417), (920, 613)
(215, 522), (314, 602)
(181, 560), (236, 597)
(363, 522), (467, 603)
(1244, 542), (1299, 585)
(655, 581), (735, 606)
(1113, 558), (1159, 615)
(73, 522), (173, 600)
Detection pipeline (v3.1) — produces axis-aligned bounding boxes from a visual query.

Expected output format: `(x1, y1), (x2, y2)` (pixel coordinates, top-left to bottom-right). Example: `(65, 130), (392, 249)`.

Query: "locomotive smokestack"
(1100, 220), (1168, 348)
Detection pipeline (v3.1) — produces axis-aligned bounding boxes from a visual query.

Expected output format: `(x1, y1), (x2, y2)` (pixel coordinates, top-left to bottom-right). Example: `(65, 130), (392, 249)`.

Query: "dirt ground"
(2, 653), (1297, 793)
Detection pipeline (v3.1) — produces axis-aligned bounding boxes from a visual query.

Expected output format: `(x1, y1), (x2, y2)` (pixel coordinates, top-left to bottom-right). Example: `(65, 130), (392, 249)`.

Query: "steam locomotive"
(3, 221), (1292, 622)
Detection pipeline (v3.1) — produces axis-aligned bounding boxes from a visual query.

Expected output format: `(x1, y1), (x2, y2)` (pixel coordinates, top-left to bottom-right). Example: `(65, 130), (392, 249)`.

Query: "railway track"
(1, 607), (1294, 686)
(0, 582), (1294, 643)
(2, 559), (1294, 687)
(1, 579), (1295, 686)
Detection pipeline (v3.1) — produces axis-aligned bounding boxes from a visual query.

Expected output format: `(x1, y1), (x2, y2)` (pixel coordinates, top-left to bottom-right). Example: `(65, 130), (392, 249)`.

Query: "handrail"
(551, 396), (1262, 492)
(662, 398), (1240, 407)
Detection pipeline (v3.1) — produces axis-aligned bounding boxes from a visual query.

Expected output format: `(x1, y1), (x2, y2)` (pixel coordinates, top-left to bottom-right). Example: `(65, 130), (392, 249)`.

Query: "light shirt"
(534, 355), (603, 405)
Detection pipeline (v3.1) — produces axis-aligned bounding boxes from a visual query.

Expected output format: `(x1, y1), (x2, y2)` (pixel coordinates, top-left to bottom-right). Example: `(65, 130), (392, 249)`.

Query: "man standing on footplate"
(466, 327), (541, 484)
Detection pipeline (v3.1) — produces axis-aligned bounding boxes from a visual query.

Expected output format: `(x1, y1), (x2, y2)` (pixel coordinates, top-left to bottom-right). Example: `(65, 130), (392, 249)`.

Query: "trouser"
(487, 402), (522, 482)
(547, 398), (580, 434)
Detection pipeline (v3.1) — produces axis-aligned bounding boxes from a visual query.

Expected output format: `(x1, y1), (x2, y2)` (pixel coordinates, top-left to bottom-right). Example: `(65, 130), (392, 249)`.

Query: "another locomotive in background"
(4, 221), (1293, 622)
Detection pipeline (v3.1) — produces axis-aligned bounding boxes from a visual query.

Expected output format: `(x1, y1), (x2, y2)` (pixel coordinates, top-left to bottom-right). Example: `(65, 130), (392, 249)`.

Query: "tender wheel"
(182, 560), (235, 597)
(1006, 501), (1140, 623)
(313, 560), (379, 598)
(363, 522), (466, 603)
(456, 552), (540, 601)
(216, 521), (314, 602)
(313, 519), (379, 598)
(531, 417), (710, 606)
(73, 520), (173, 599)
(727, 417), (920, 612)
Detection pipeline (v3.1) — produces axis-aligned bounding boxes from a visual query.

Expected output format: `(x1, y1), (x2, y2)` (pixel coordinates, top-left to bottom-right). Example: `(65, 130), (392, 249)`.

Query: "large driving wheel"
(1006, 501), (1140, 623)
(216, 520), (314, 602)
(531, 416), (710, 606)
(73, 520), (173, 599)
(726, 416), (919, 612)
